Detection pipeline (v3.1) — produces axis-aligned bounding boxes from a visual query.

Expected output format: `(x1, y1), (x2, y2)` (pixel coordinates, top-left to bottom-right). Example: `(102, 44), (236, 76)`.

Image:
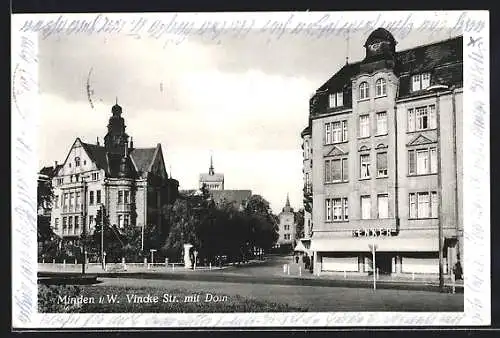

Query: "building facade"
(302, 28), (463, 276)
(277, 195), (296, 247)
(199, 155), (224, 190)
(44, 103), (179, 241)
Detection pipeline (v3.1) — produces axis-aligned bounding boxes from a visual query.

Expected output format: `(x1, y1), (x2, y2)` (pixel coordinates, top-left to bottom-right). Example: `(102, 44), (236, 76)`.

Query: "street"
(40, 254), (464, 312)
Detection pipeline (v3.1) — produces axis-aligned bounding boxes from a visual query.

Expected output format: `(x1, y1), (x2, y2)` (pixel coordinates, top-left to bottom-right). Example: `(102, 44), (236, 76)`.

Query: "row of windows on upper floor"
(54, 213), (131, 234)
(282, 234), (292, 240)
(324, 146), (437, 183)
(54, 172), (101, 186)
(52, 189), (134, 210)
(324, 190), (438, 222)
(327, 73), (431, 108)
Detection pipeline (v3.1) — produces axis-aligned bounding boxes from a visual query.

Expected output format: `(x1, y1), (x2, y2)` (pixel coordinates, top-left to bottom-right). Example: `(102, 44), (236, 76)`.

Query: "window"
(360, 154), (371, 178)
(118, 191), (123, 204)
(411, 73), (431, 92)
(408, 105), (436, 132)
(75, 157), (80, 166)
(63, 193), (68, 211)
(409, 192), (438, 219)
(57, 178), (63, 185)
(124, 191), (130, 204)
(377, 194), (389, 219)
(92, 172), (99, 181)
(54, 218), (59, 230)
(89, 215), (94, 227)
(343, 198), (349, 220)
(54, 195), (59, 208)
(376, 112), (388, 135)
(304, 140), (309, 160)
(325, 158), (348, 183)
(75, 192), (80, 210)
(325, 120), (348, 144)
(89, 191), (94, 205)
(124, 214), (130, 227)
(325, 199), (332, 221)
(118, 215), (124, 228)
(62, 217), (67, 234)
(342, 158), (349, 181)
(74, 216), (79, 233)
(331, 159), (341, 182)
(376, 152), (388, 177)
(332, 122), (342, 143)
(96, 190), (101, 204)
(333, 198), (342, 220)
(408, 147), (437, 175)
(68, 216), (73, 232)
(326, 198), (348, 221)
(69, 193), (74, 209)
(359, 115), (370, 137)
(325, 160), (331, 182)
(359, 82), (369, 100)
(375, 78), (387, 96)
(361, 195), (371, 219)
(329, 91), (344, 108)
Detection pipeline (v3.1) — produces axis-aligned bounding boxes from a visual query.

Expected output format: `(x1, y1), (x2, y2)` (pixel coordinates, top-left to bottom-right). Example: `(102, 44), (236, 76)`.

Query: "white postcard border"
(11, 10), (490, 328)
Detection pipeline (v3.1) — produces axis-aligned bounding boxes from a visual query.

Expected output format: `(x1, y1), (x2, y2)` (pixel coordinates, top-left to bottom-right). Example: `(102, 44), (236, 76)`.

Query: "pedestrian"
(453, 262), (463, 280)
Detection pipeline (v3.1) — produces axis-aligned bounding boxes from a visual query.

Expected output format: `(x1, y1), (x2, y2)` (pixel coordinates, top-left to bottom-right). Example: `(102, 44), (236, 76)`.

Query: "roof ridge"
(395, 35), (462, 54)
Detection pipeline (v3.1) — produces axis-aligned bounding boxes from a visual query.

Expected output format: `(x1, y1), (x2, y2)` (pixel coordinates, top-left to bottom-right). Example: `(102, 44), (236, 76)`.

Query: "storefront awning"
(310, 237), (438, 252)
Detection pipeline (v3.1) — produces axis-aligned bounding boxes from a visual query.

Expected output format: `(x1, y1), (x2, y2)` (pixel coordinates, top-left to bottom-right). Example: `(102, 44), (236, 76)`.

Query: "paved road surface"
(95, 276), (463, 312)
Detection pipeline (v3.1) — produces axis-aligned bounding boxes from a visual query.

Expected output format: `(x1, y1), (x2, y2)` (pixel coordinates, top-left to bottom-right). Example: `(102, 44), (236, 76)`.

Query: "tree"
(244, 195), (279, 251)
(37, 176), (60, 260)
(294, 208), (305, 239)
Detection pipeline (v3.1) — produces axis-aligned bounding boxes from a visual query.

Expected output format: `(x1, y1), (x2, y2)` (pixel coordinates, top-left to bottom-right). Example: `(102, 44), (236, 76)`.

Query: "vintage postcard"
(11, 10), (490, 329)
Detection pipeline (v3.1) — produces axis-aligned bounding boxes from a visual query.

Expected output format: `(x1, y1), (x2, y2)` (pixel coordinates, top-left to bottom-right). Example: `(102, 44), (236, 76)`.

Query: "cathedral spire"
(286, 193), (290, 207)
(209, 152), (214, 175)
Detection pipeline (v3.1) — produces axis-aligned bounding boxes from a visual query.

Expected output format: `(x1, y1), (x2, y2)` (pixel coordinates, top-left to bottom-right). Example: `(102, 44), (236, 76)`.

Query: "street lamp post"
(369, 243), (378, 291)
(150, 249), (157, 266)
(427, 84), (449, 291)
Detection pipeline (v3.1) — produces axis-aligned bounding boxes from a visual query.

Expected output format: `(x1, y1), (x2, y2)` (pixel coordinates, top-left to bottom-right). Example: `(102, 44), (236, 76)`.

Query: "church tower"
(104, 99), (130, 156)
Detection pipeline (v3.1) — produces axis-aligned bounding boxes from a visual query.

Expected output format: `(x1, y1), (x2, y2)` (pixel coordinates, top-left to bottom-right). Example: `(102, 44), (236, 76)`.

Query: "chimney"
(96, 137), (100, 146)
(54, 161), (58, 168)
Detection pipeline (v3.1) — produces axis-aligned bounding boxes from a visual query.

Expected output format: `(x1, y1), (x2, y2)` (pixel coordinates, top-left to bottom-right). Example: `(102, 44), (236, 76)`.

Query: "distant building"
(199, 155), (224, 190)
(277, 194), (296, 247)
(195, 155), (252, 210)
(41, 102), (179, 240)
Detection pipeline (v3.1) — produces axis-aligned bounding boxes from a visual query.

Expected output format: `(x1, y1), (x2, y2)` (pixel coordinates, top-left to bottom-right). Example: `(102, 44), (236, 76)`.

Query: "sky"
(37, 25), (457, 214)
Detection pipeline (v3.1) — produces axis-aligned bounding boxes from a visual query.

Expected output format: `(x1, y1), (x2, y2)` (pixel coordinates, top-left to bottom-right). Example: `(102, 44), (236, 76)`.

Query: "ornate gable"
(324, 145), (348, 157)
(407, 134), (436, 146)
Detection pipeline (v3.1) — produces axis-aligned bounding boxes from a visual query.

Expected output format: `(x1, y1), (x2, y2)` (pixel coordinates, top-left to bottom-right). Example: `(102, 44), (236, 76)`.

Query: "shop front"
(310, 232), (442, 276)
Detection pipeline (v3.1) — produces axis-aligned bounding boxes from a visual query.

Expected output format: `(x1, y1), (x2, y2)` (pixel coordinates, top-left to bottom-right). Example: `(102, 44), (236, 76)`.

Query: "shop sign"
(352, 228), (398, 237)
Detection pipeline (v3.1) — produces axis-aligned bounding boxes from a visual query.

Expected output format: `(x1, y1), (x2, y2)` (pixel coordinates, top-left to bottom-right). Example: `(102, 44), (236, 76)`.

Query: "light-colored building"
(199, 155), (224, 190)
(44, 102), (179, 241)
(277, 194), (296, 247)
(302, 28), (463, 276)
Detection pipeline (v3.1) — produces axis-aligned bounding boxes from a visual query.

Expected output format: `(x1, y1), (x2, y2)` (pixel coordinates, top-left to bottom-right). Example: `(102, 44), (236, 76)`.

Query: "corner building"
(302, 28), (463, 276)
(48, 103), (179, 240)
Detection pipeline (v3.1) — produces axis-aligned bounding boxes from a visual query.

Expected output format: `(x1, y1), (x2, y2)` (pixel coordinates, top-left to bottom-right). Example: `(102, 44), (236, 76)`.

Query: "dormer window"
(411, 73), (431, 92)
(75, 157), (81, 167)
(359, 82), (369, 100)
(375, 78), (387, 97)
(328, 92), (343, 108)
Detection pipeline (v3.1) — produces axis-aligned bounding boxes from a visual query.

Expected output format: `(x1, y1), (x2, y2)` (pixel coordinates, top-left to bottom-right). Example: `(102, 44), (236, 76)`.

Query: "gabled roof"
(130, 147), (157, 177)
(81, 142), (110, 174)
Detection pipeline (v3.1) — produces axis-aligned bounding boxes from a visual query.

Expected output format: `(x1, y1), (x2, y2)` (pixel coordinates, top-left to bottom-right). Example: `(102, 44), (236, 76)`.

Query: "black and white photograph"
(11, 10), (490, 328)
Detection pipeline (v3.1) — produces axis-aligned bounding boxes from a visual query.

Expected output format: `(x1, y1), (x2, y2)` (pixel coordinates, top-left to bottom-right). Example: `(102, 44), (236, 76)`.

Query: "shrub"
(38, 284), (83, 313)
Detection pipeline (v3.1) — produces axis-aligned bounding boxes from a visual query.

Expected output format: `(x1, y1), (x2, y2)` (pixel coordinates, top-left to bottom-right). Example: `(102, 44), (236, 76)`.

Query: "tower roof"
(364, 27), (397, 47)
